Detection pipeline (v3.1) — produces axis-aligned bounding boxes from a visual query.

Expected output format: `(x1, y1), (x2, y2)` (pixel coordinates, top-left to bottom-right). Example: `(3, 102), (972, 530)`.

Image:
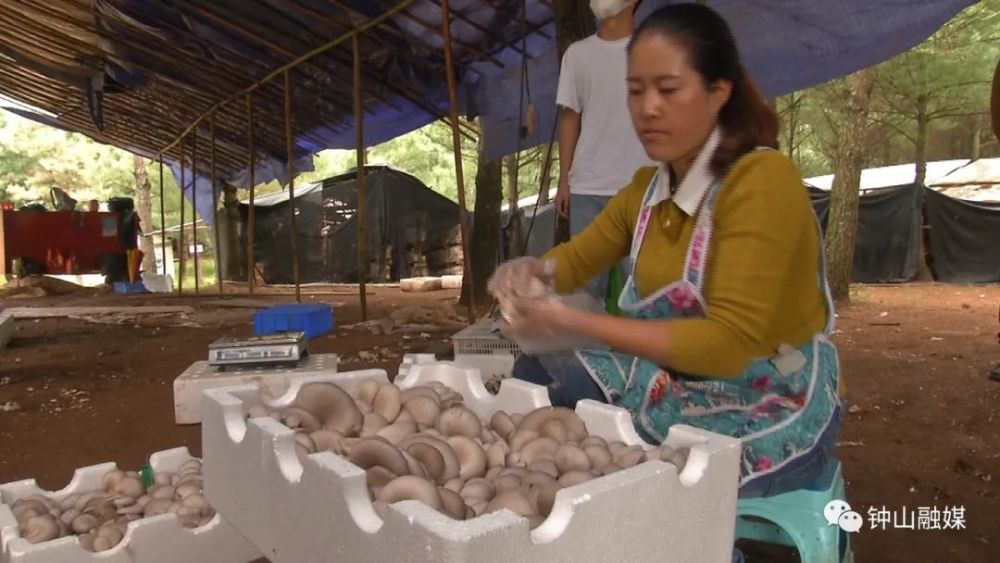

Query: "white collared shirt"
(647, 127), (722, 214)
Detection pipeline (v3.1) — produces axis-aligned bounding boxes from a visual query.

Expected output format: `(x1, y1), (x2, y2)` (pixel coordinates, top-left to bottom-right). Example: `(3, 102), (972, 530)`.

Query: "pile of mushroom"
(10, 458), (213, 552)
(249, 379), (688, 528)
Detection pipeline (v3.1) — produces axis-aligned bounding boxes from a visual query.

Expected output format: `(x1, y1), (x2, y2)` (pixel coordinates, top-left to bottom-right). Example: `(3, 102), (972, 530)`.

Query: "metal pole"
(246, 93), (256, 297)
(158, 156), (166, 282)
(439, 0), (475, 322)
(191, 131), (200, 294)
(211, 112), (222, 294)
(353, 33), (368, 321)
(178, 137), (186, 294)
(285, 70), (301, 303)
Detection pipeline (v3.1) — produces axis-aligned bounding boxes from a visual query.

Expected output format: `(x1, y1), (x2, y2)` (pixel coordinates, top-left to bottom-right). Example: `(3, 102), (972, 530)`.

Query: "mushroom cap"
(97, 522), (125, 546)
(539, 419), (571, 443)
(438, 487), (468, 520)
(460, 478), (496, 502)
(493, 474), (522, 495)
(436, 406), (482, 439)
(489, 411), (516, 440)
(484, 490), (537, 519)
(348, 438), (410, 476)
(527, 459), (560, 479)
(293, 431), (317, 455)
(372, 385), (403, 423)
(143, 498), (174, 517)
(406, 442), (446, 484)
(113, 475), (145, 499)
(280, 406), (323, 432)
(11, 499), (48, 524)
(82, 496), (116, 522)
(400, 387), (440, 404)
(365, 466), (398, 490)
(376, 475), (443, 512)
(58, 494), (81, 512)
(399, 448), (428, 480)
(78, 531), (98, 552)
(558, 470), (594, 487)
(375, 420), (418, 445)
(580, 435), (607, 449)
(584, 445), (613, 470)
(554, 444), (592, 474)
(517, 407), (588, 443)
(613, 446), (645, 468)
(102, 469), (125, 493)
(148, 485), (175, 500)
(446, 435), (488, 480)
(175, 481), (202, 500)
(531, 481), (562, 517)
(361, 412), (390, 436)
(519, 437), (561, 465)
(310, 429), (347, 454)
(403, 395), (441, 427)
(600, 463), (624, 476)
(398, 435), (460, 485)
(71, 513), (100, 534)
(668, 449), (689, 469)
(295, 382), (363, 435)
(23, 514), (61, 544)
(485, 441), (510, 469)
(508, 430), (540, 452)
(354, 379), (381, 405)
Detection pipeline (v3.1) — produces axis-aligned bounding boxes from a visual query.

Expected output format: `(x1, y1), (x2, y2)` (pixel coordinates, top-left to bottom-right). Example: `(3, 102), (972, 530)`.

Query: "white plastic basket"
(451, 321), (520, 386)
(0, 447), (261, 563)
(200, 362), (741, 563)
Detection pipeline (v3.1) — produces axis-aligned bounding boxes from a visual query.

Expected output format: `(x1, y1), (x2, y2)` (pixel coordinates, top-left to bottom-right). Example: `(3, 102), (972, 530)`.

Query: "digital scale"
(208, 332), (308, 370)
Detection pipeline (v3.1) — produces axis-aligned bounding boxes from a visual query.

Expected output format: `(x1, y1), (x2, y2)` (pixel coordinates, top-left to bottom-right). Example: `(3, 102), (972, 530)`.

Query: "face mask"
(590, 0), (629, 20)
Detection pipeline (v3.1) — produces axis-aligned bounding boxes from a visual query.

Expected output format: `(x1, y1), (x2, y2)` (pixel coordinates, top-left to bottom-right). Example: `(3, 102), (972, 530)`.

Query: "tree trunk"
(538, 143), (555, 205)
(552, 0), (594, 245)
(972, 118), (982, 160)
(505, 154), (521, 260)
(221, 182), (242, 281)
(132, 156), (158, 274)
(460, 139), (503, 307)
(990, 58), (1000, 144)
(825, 68), (877, 303)
(914, 97), (934, 281)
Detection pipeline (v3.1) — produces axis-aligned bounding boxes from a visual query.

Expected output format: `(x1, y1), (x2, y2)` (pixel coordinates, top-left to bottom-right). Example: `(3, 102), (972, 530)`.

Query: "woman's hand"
(488, 257), (556, 302)
(500, 296), (592, 341)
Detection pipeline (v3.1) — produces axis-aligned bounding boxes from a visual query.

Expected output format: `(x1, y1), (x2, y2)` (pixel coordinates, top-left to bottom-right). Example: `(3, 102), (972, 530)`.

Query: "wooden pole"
(158, 156), (166, 281)
(191, 131), (200, 294)
(284, 70), (302, 303)
(211, 112), (222, 294)
(439, 0), (475, 322)
(353, 33), (368, 321)
(246, 93), (256, 297)
(178, 137), (186, 294)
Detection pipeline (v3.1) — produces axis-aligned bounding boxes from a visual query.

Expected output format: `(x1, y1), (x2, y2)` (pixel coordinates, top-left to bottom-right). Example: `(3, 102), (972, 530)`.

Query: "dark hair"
(628, 3), (778, 175)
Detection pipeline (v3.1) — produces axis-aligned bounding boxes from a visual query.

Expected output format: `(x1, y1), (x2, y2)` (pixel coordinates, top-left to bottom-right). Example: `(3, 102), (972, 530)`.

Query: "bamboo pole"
(178, 137), (186, 294)
(211, 112), (222, 294)
(284, 70), (301, 303)
(353, 34), (368, 321)
(439, 0), (475, 322)
(191, 131), (200, 294)
(158, 157), (166, 281)
(246, 93), (256, 297)
(155, 0), (417, 157)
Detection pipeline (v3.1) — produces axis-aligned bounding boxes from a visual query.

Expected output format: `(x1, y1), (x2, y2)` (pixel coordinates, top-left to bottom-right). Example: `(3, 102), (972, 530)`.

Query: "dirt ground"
(1, 284), (998, 562)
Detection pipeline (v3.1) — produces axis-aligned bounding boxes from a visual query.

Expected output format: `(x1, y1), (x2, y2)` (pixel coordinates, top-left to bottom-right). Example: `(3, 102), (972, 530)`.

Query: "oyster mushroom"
(403, 396), (441, 427)
(446, 436), (488, 480)
(489, 411), (516, 440)
(349, 438), (410, 476)
(438, 487), (467, 520)
(555, 444), (592, 474)
(517, 407), (588, 443)
(280, 406), (322, 432)
(372, 384), (403, 423)
(375, 420), (418, 444)
(436, 406), (482, 438)
(484, 490), (537, 520)
(374, 476), (443, 517)
(354, 379), (381, 405)
(398, 435), (460, 484)
(23, 514), (61, 544)
(295, 382), (363, 435)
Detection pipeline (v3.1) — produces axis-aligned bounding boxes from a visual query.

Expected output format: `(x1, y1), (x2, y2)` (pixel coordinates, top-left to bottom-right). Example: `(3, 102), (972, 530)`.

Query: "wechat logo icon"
(824, 500), (863, 533)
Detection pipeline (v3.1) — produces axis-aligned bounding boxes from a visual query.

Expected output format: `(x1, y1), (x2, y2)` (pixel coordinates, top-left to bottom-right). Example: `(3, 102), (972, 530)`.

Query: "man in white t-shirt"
(555, 0), (652, 304)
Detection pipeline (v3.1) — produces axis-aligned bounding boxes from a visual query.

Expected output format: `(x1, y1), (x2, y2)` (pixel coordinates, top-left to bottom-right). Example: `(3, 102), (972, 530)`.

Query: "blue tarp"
(2, 0), (975, 227)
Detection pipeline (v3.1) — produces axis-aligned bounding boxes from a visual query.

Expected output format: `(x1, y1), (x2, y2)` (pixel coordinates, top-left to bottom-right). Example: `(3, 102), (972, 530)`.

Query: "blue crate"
(114, 281), (148, 294)
(253, 303), (334, 339)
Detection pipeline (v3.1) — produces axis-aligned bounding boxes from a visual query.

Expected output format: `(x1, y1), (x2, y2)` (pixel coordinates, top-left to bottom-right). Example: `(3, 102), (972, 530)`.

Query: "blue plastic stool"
(735, 460), (853, 563)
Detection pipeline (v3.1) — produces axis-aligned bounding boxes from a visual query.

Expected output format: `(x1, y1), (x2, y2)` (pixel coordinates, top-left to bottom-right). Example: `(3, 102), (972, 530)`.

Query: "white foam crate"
(201, 362), (741, 563)
(173, 353), (339, 424)
(0, 315), (13, 350)
(395, 353), (438, 381)
(452, 321), (520, 384)
(0, 447), (261, 563)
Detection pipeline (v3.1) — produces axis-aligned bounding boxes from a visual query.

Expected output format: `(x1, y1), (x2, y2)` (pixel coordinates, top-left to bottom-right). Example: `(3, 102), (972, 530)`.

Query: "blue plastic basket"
(253, 303), (334, 339)
(113, 281), (148, 294)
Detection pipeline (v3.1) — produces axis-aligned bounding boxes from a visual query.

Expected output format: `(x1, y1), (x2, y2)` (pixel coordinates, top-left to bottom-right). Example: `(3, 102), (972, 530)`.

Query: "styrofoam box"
(395, 353), (438, 381)
(201, 362), (741, 563)
(0, 447), (262, 563)
(173, 353), (339, 424)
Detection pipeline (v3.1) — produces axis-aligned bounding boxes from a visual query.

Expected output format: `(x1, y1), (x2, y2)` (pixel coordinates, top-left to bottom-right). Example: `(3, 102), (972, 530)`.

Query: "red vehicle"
(0, 198), (138, 284)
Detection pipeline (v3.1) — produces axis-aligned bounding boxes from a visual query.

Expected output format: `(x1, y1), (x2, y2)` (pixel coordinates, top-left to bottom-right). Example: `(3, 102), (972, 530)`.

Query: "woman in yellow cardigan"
(491, 3), (841, 497)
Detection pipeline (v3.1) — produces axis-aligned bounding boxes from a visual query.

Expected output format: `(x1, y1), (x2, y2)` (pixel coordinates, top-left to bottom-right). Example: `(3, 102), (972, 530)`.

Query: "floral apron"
(575, 162), (840, 489)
